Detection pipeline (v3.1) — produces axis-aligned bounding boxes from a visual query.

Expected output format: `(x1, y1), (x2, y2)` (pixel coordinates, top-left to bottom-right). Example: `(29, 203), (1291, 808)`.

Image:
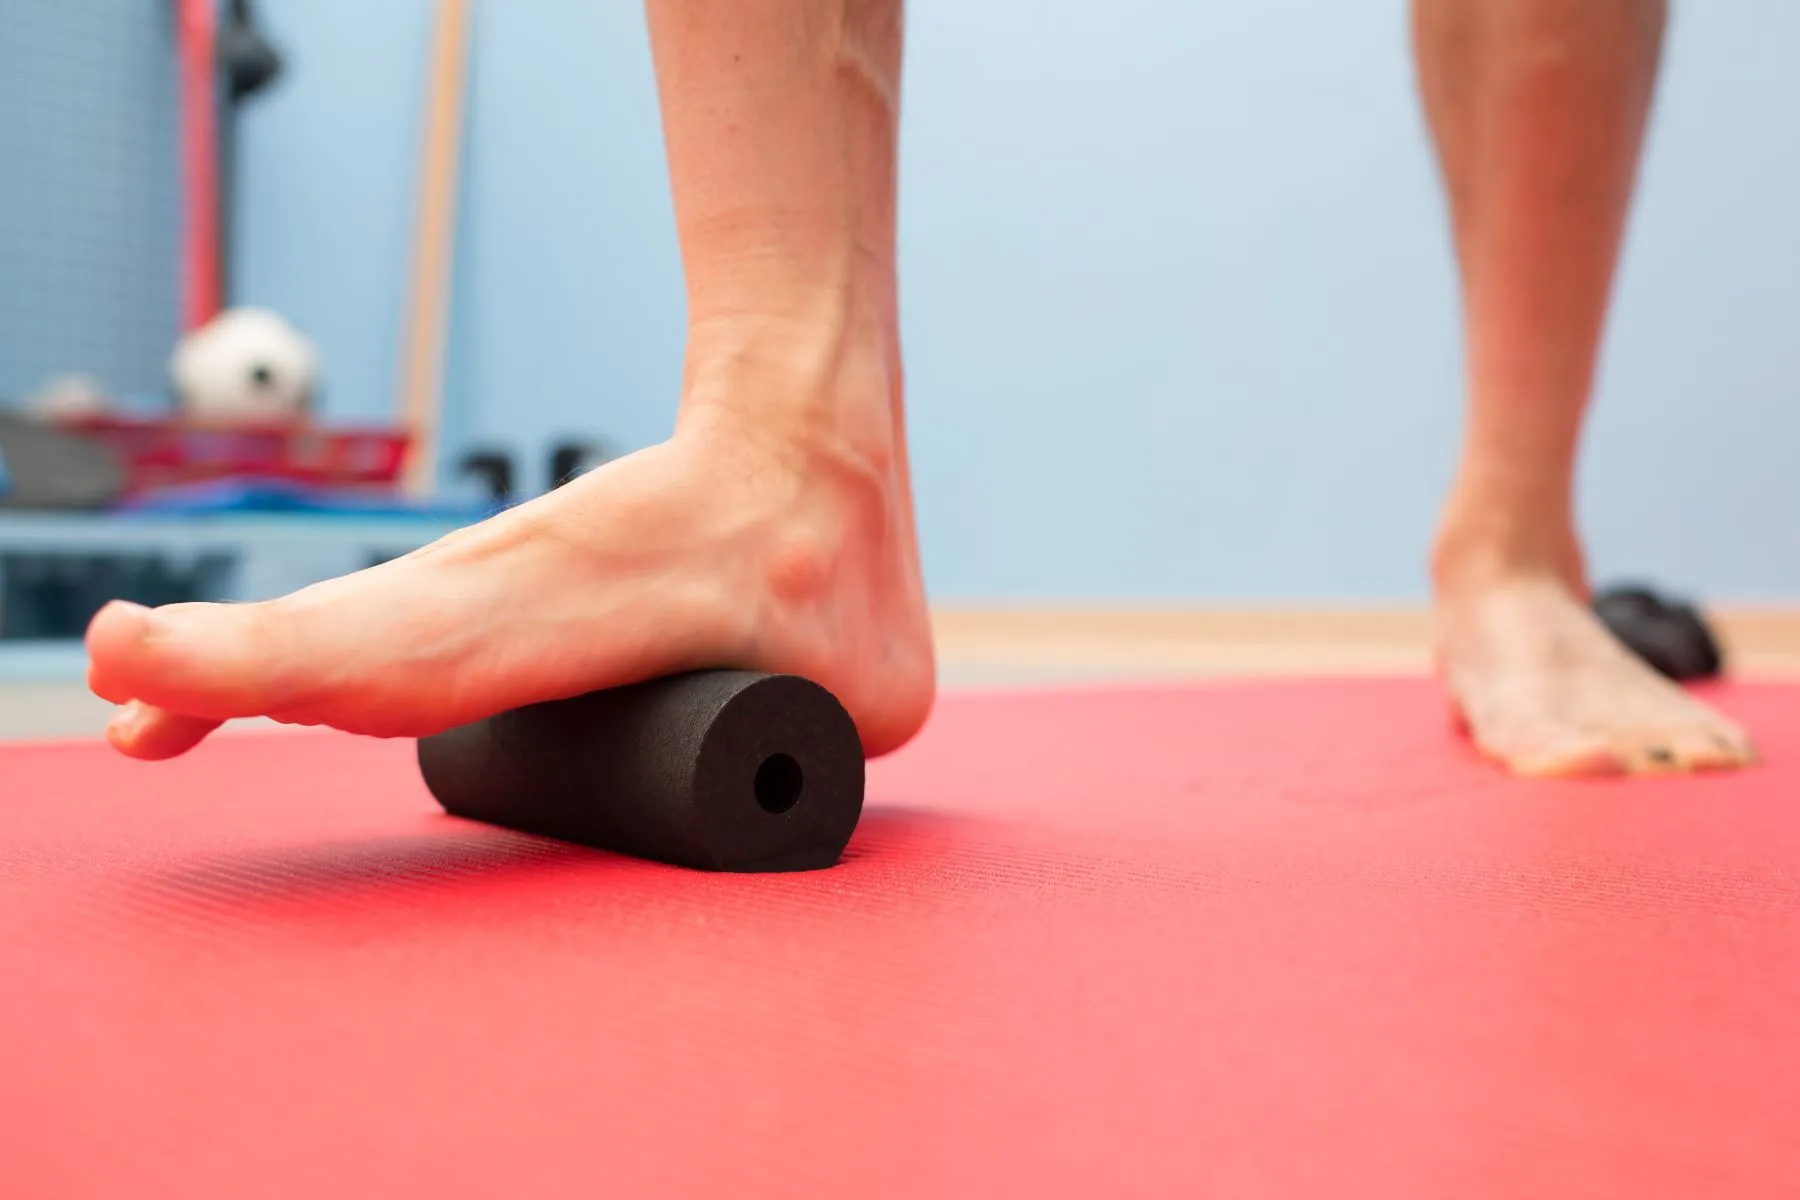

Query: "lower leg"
(87, 0), (934, 760)
(1420, 0), (1660, 586)
(651, 0), (909, 465)
(1414, 0), (1752, 773)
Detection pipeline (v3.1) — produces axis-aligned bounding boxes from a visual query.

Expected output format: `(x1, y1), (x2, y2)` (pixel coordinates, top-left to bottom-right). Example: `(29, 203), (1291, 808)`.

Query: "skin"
(87, 0), (1753, 777)
(1417, 0), (1753, 774)
(89, 0), (934, 760)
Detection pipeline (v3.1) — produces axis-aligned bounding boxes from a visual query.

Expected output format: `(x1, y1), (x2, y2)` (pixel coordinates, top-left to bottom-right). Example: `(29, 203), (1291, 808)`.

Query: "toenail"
(100, 599), (151, 632)
(133, 606), (190, 646)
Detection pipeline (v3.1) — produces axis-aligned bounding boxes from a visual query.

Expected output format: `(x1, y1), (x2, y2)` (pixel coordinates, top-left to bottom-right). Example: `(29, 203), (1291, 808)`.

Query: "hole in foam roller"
(753, 753), (804, 815)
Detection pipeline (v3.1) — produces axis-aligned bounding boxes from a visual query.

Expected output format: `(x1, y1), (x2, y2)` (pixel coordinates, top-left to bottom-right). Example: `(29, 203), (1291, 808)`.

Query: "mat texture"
(3, 679), (1798, 1198)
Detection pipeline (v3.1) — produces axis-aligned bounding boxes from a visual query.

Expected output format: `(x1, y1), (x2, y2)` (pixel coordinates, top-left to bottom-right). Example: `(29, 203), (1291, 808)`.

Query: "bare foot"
(86, 339), (936, 761)
(1434, 572), (1756, 777)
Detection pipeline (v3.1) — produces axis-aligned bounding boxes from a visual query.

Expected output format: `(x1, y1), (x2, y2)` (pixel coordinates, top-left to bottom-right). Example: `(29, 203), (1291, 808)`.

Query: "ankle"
(1432, 500), (1588, 598)
(678, 301), (901, 482)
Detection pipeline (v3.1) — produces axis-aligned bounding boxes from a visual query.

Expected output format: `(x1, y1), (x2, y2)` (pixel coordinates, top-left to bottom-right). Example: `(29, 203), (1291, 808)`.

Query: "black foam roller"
(417, 671), (864, 872)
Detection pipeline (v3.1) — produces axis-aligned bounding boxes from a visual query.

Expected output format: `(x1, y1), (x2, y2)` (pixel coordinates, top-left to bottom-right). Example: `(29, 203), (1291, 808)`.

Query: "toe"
(1612, 716), (1755, 775)
(84, 502), (675, 740)
(86, 512), (562, 734)
(1465, 709), (1623, 777)
(86, 601), (154, 704)
(1707, 716), (1759, 767)
(106, 702), (225, 761)
(88, 596), (311, 724)
(1660, 724), (1744, 772)
(1503, 733), (1624, 779)
(1616, 737), (1683, 775)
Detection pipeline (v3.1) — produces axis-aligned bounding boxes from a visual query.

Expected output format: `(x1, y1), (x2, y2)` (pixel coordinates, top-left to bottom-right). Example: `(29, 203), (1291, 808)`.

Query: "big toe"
(88, 595), (310, 725)
(1478, 721), (1624, 778)
(84, 543), (527, 737)
(86, 600), (157, 703)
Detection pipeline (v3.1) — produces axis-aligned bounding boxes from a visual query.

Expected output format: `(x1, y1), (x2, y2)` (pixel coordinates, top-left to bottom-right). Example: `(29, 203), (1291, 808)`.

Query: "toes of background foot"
(1651, 725), (1741, 773)
(1491, 714), (1758, 778)
(1614, 734), (1684, 775)
(1589, 708), (1758, 774)
(1699, 706), (1759, 763)
(1492, 730), (1623, 778)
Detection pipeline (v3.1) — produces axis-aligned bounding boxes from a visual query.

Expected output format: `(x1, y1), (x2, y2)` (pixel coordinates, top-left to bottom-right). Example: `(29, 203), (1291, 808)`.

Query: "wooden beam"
(396, 0), (472, 497)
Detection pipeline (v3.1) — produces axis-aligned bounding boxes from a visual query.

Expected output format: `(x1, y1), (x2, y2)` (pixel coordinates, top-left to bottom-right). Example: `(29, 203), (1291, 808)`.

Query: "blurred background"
(2, 0), (1797, 733)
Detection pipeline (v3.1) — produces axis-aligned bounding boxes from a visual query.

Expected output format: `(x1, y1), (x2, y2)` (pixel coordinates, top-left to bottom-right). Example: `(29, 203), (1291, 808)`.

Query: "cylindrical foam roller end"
(418, 671), (865, 872)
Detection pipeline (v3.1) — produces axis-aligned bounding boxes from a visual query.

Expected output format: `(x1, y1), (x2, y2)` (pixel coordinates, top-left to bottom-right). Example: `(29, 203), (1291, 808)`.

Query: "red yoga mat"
(3, 679), (1797, 1197)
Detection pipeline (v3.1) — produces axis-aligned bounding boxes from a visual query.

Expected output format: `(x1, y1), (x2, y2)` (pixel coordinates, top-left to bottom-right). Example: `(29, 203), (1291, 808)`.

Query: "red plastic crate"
(55, 414), (411, 497)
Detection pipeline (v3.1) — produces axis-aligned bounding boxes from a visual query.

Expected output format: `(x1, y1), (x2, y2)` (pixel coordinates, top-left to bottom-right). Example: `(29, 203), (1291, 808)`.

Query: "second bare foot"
(1435, 571), (1756, 777)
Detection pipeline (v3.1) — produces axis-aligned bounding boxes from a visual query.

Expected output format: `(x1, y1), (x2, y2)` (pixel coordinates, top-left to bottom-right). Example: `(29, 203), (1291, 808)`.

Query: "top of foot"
(87, 421), (936, 761)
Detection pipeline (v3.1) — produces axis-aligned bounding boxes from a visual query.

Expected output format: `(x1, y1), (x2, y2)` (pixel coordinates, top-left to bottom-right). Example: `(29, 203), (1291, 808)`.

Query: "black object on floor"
(458, 450), (516, 504)
(547, 440), (604, 490)
(418, 671), (865, 873)
(1593, 584), (1724, 682)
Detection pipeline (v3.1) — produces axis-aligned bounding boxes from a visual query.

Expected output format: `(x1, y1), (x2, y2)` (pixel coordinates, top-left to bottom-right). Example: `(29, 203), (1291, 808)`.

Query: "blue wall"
(220, 1), (1800, 600)
(0, 0), (181, 401)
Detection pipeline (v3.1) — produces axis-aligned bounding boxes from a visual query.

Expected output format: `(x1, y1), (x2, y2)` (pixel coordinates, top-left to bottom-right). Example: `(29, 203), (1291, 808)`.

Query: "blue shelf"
(0, 511), (474, 680)
(0, 510), (471, 552)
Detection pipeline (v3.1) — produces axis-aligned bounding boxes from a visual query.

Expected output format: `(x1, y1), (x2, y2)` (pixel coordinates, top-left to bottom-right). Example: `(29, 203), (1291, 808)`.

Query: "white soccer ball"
(170, 307), (318, 423)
